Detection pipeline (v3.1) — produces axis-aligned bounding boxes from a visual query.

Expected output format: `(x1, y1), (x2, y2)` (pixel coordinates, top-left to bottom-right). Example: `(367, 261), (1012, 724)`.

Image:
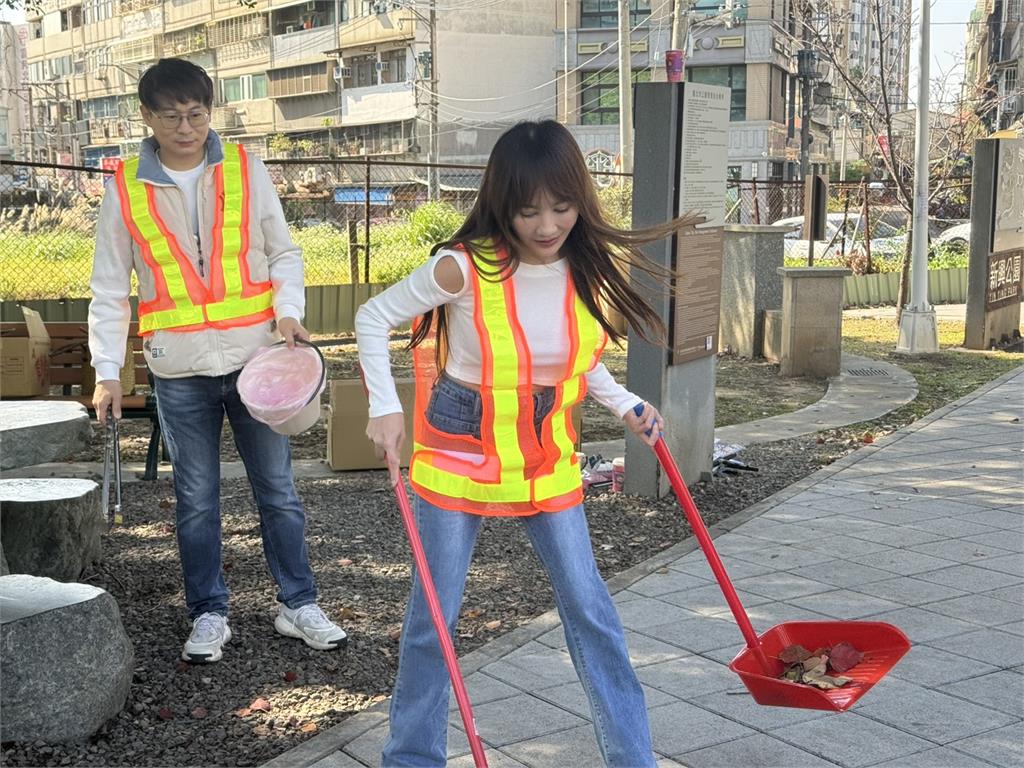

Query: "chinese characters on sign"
(986, 248), (1023, 311)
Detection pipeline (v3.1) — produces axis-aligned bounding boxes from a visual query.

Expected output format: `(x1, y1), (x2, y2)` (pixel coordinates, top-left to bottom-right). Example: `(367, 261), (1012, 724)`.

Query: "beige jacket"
(88, 131), (304, 381)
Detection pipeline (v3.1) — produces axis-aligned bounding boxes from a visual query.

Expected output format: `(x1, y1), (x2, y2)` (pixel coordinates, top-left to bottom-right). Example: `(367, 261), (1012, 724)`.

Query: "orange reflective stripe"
(116, 160), (176, 318)
(144, 184), (211, 306)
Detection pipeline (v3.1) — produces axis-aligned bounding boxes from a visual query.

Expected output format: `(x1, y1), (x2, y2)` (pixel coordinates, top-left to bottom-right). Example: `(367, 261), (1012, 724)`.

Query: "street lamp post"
(895, 0), (938, 353)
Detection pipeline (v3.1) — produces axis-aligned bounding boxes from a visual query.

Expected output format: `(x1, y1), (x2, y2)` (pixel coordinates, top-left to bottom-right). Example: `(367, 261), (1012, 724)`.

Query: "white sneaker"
(182, 612), (232, 663)
(274, 604), (348, 650)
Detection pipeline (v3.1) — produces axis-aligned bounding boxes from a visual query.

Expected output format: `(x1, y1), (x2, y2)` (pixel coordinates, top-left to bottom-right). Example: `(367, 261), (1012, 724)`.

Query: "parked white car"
(935, 222), (971, 248)
(774, 214), (906, 262)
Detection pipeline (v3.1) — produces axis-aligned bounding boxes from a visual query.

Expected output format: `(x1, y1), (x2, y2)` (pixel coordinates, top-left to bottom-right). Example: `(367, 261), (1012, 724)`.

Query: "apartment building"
(21, 0), (555, 167)
(554, 0), (832, 183)
(1, 22), (29, 169)
(830, 0), (912, 170)
(964, 0), (1022, 133)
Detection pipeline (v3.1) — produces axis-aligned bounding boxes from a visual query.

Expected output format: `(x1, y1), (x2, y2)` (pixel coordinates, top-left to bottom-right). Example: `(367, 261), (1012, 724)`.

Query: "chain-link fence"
(725, 178), (972, 271)
(0, 158), (971, 301)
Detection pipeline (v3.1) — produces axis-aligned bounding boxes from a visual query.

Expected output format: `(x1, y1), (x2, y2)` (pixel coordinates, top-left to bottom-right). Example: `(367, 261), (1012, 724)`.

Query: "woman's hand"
(366, 412), (406, 484)
(623, 402), (664, 447)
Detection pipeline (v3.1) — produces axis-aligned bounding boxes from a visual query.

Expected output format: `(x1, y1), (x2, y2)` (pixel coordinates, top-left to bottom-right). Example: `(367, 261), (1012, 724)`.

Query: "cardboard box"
(326, 377), (582, 471)
(1, 307), (50, 396)
(328, 378), (416, 471)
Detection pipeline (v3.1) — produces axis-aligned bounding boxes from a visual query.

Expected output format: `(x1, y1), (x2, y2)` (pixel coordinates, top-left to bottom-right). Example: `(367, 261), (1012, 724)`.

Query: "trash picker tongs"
(101, 406), (123, 527)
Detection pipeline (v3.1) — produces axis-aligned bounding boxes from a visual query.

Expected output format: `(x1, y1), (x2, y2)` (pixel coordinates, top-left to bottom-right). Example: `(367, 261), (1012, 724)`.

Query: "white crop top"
(354, 248), (643, 419)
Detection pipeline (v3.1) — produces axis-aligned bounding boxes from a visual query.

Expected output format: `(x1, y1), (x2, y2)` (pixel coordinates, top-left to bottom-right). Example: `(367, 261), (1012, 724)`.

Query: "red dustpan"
(640, 412), (910, 711)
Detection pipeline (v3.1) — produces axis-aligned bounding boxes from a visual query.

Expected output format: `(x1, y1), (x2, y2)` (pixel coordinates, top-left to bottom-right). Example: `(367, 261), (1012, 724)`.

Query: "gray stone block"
(0, 401), (90, 470)
(0, 478), (103, 581)
(0, 575), (133, 743)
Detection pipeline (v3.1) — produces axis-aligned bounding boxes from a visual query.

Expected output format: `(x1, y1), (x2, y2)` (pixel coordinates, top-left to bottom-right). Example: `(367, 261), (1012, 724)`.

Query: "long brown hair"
(410, 119), (700, 354)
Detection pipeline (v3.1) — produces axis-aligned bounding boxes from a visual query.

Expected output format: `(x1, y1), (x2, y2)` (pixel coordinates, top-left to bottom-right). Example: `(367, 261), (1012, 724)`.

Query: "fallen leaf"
(158, 499), (172, 509)
(235, 707), (252, 717)
(828, 641), (864, 673)
(157, 707), (174, 721)
(464, 609), (483, 619)
(802, 672), (852, 689)
(484, 620), (501, 630)
(283, 671), (298, 682)
(336, 558), (353, 566)
(191, 707), (208, 719)
(299, 722), (318, 733)
(388, 627), (402, 641)
(778, 645), (812, 664)
(249, 697), (272, 712)
(862, 432), (874, 444)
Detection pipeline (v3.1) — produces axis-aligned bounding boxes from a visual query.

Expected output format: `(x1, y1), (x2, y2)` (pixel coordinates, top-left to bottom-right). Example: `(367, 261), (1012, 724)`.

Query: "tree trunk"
(896, 217), (913, 325)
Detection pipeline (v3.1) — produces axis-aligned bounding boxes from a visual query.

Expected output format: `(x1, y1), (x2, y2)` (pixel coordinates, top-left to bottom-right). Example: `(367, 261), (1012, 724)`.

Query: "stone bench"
(0, 478), (104, 581)
(0, 574), (133, 743)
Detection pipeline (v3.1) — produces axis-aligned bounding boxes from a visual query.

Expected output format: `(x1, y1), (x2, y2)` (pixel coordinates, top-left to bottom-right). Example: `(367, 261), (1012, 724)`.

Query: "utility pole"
(839, 113), (847, 182)
(563, 0), (570, 122)
(428, 0), (440, 200)
(896, 0), (938, 353)
(617, 0), (634, 174)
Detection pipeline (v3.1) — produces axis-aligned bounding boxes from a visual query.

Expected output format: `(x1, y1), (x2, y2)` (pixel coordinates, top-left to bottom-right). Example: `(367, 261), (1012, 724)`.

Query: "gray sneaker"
(274, 604), (348, 650)
(182, 612), (232, 663)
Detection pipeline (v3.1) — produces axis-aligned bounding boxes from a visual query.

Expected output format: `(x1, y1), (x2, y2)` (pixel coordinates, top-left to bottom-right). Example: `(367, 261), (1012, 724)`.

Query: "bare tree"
(803, 0), (985, 314)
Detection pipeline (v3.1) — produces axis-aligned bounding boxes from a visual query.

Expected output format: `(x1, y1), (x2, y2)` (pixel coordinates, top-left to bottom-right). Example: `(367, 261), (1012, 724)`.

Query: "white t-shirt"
(161, 160), (206, 241)
(354, 248), (643, 419)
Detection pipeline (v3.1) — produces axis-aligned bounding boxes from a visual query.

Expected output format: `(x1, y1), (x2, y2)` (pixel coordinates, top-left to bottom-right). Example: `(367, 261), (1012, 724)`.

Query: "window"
(0, 109), (9, 148)
(580, 0), (650, 29)
(268, 62), (334, 98)
(687, 65), (746, 121)
(380, 49), (407, 84)
(579, 70), (651, 125)
(347, 54), (376, 88)
(220, 73), (269, 103)
(84, 0), (114, 24)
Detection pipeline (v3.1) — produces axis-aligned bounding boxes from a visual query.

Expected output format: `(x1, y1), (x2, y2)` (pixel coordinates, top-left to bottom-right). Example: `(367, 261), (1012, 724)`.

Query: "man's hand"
(366, 412), (406, 485)
(93, 380), (122, 425)
(277, 317), (310, 348)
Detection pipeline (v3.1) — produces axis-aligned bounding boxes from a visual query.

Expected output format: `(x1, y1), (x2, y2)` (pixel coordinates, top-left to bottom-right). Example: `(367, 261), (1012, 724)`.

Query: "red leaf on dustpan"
(829, 641), (864, 673)
(779, 644), (812, 664)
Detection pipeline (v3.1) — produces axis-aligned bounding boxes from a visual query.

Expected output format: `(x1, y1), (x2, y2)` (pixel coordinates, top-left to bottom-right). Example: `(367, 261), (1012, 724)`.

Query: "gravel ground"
(1, 435), (862, 768)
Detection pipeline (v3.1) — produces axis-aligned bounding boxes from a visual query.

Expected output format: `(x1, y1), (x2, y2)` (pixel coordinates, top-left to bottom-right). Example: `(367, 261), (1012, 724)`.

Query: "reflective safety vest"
(410, 244), (608, 516)
(115, 142), (274, 335)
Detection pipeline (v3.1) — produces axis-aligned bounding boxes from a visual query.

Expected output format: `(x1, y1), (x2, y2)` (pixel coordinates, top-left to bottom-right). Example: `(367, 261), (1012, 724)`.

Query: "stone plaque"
(986, 248), (1023, 310)
(672, 227), (723, 364)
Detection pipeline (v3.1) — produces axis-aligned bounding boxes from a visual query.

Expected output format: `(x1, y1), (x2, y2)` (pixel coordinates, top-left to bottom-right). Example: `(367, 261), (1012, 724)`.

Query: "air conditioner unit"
(373, 1), (389, 14)
(375, 61), (389, 72)
(286, 24), (295, 34)
(334, 66), (352, 80)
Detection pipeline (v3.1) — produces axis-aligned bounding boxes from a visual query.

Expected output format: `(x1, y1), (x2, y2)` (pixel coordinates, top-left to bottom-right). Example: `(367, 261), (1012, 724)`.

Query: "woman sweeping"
(355, 119), (699, 767)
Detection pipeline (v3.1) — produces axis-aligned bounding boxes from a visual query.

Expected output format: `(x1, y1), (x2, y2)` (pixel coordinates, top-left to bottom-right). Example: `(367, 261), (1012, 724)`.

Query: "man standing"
(89, 58), (346, 663)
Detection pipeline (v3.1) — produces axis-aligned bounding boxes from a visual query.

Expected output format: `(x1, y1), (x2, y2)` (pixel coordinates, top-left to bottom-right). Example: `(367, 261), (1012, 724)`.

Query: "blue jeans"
(382, 376), (655, 767)
(153, 370), (317, 619)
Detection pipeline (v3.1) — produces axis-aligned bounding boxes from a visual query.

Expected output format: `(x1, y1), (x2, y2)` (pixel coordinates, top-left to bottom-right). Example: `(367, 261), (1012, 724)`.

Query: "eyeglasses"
(152, 110), (210, 129)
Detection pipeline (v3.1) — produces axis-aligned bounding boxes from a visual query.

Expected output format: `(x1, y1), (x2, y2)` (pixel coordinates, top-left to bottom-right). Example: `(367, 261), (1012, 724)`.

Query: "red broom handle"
(392, 479), (489, 768)
(634, 405), (772, 673)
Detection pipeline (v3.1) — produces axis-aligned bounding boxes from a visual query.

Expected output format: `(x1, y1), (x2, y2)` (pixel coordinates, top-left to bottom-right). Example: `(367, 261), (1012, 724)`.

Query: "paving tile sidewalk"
(266, 366), (1023, 768)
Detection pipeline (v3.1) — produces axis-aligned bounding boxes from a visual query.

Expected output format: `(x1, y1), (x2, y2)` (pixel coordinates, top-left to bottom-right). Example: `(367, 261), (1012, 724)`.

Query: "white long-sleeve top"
(355, 248), (643, 419)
